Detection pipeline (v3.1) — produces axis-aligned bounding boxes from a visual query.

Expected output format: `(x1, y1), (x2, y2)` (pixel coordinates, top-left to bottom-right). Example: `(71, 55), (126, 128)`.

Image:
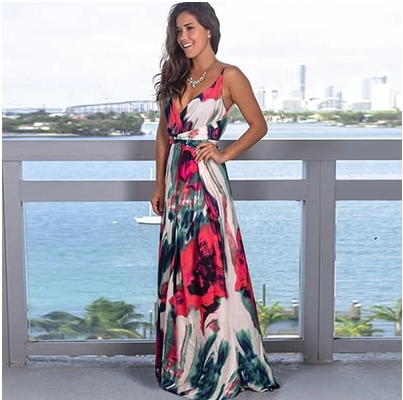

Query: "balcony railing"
(2, 138), (402, 366)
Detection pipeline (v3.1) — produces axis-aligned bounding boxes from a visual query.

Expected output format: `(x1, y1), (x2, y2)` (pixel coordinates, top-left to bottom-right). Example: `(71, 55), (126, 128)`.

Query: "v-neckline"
(174, 73), (223, 116)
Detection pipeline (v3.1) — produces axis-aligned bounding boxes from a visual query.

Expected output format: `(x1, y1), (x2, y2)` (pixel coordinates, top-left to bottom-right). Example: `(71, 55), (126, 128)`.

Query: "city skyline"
(2, 1), (402, 109)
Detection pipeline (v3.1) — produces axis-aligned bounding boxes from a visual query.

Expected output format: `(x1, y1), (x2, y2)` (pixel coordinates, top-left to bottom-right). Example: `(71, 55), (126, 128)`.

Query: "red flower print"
(202, 75), (223, 102)
(179, 156), (198, 184)
(169, 285), (187, 317)
(179, 223), (227, 330)
(234, 229), (252, 297)
(207, 318), (220, 333)
(187, 129), (199, 138)
(169, 100), (183, 132)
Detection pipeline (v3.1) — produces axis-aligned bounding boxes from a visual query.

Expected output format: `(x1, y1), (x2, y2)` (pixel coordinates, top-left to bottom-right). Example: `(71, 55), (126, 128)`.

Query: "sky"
(2, 0), (402, 109)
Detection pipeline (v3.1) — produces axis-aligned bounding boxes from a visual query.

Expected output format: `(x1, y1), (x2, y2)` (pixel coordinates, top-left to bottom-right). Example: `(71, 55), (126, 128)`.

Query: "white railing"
(2, 138), (402, 366)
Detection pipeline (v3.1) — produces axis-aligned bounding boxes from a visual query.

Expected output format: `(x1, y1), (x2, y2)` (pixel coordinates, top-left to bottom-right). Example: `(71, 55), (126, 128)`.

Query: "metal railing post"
(300, 161), (321, 362)
(2, 188), (10, 366)
(318, 161), (337, 362)
(2, 161), (28, 366)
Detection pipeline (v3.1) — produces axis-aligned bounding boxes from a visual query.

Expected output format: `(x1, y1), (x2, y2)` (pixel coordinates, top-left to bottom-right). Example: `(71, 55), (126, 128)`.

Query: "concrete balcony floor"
(3, 353), (401, 400)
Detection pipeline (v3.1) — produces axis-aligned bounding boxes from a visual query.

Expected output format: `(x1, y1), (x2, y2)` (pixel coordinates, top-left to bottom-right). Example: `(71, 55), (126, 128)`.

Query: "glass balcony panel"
(336, 161), (402, 180)
(22, 160), (302, 181)
(335, 201), (402, 338)
(227, 161), (302, 179)
(25, 202), (160, 341)
(22, 161), (156, 181)
(235, 201), (301, 337)
(25, 200), (302, 341)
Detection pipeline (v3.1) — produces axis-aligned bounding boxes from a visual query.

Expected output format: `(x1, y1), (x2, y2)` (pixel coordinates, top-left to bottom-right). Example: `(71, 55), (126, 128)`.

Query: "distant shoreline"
(2, 131), (149, 138)
(2, 123), (402, 140)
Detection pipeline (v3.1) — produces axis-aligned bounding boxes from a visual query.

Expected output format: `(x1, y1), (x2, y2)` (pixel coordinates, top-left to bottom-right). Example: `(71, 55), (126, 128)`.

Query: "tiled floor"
(3, 353), (401, 400)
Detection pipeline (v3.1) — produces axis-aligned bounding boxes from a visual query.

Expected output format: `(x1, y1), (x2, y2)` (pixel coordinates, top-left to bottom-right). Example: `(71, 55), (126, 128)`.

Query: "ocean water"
(10, 123), (401, 336)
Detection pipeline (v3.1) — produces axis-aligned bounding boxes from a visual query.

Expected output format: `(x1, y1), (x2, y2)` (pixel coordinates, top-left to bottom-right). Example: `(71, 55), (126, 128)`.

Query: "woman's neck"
(191, 50), (217, 72)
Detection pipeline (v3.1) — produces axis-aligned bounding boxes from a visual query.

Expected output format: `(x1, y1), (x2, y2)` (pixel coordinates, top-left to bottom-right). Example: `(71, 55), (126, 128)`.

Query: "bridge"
(316, 97), (345, 111)
(65, 100), (158, 115)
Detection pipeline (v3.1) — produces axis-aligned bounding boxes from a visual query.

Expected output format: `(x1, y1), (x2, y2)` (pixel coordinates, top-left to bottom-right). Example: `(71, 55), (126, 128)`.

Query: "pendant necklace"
(187, 60), (217, 88)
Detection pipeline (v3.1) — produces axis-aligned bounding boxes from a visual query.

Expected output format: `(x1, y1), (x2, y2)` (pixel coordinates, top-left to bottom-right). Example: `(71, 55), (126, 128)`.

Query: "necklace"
(187, 60), (216, 88)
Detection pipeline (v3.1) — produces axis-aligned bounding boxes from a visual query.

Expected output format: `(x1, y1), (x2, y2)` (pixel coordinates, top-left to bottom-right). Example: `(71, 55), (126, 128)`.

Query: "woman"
(151, 2), (280, 399)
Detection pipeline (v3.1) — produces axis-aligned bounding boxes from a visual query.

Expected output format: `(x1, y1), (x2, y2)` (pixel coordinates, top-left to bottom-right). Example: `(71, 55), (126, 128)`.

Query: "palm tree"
(30, 297), (149, 340)
(256, 300), (288, 336)
(369, 298), (402, 336)
(29, 311), (87, 340)
(334, 317), (383, 337)
(83, 297), (147, 339)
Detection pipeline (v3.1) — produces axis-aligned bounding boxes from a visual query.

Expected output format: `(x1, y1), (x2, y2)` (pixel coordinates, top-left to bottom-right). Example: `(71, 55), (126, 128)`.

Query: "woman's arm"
(194, 65), (267, 164)
(151, 108), (169, 216)
(220, 65), (267, 161)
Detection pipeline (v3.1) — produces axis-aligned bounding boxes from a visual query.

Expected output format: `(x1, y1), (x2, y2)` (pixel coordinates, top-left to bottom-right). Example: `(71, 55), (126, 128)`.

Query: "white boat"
(297, 119), (318, 123)
(135, 168), (162, 225)
(135, 203), (161, 225)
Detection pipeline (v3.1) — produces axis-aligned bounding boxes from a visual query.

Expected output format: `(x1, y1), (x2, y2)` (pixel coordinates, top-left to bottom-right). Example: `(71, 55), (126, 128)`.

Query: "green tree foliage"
(30, 297), (149, 340)
(365, 111), (402, 127)
(86, 111), (116, 121)
(2, 117), (21, 132)
(227, 106), (245, 123)
(146, 109), (159, 122)
(23, 110), (53, 124)
(369, 298), (402, 336)
(115, 112), (144, 134)
(334, 317), (383, 337)
(3, 109), (400, 135)
(256, 300), (289, 336)
(2, 111), (144, 136)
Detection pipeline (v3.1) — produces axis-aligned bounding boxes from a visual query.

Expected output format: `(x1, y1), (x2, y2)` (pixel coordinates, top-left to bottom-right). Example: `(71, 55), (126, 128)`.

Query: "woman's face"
(176, 11), (210, 59)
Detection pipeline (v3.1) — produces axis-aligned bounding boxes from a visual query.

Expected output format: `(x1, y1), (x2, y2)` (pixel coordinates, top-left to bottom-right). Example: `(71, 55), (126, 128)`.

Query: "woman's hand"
(195, 142), (227, 164)
(151, 185), (165, 216)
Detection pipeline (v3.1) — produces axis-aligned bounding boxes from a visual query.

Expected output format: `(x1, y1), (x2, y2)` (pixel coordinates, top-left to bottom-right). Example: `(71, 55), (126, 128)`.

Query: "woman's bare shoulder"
(220, 63), (247, 82)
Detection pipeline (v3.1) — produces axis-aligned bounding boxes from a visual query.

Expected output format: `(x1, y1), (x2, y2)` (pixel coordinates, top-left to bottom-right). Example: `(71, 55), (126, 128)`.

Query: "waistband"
(168, 127), (218, 147)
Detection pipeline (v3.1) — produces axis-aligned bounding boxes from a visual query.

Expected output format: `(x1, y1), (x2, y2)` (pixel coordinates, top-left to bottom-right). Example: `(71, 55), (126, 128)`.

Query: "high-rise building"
(371, 75), (388, 85)
(282, 99), (303, 112)
(256, 87), (266, 110)
(325, 85), (335, 98)
(283, 64), (306, 100)
(265, 90), (279, 110)
(300, 65), (306, 101)
(371, 84), (394, 110)
(395, 93), (402, 110)
(307, 83), (325, 100)
(342, 77), (372, 103)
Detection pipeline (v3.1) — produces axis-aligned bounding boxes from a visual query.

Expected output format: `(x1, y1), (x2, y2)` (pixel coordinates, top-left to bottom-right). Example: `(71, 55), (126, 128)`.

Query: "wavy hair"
(154, 2), (221, 107)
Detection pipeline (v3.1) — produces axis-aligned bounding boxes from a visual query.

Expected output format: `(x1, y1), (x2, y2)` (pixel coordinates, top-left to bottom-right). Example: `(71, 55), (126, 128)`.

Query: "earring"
(208, 34), (211, 38)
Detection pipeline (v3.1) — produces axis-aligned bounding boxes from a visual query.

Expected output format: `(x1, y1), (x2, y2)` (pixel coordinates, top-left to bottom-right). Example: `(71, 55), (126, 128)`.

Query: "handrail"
(3, 139), (401, 161)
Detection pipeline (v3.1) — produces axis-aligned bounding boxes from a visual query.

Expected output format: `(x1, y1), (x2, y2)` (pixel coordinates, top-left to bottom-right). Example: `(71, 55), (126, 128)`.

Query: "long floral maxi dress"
(155, 69), (280, 400)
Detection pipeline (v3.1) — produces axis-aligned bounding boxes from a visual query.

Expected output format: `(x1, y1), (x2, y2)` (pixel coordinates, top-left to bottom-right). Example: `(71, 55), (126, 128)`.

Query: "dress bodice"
(164, 69), (233, 142)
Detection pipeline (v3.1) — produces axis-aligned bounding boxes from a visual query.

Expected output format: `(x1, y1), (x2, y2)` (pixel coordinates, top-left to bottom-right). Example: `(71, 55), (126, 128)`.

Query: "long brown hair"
(154, 2), (221, 107)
